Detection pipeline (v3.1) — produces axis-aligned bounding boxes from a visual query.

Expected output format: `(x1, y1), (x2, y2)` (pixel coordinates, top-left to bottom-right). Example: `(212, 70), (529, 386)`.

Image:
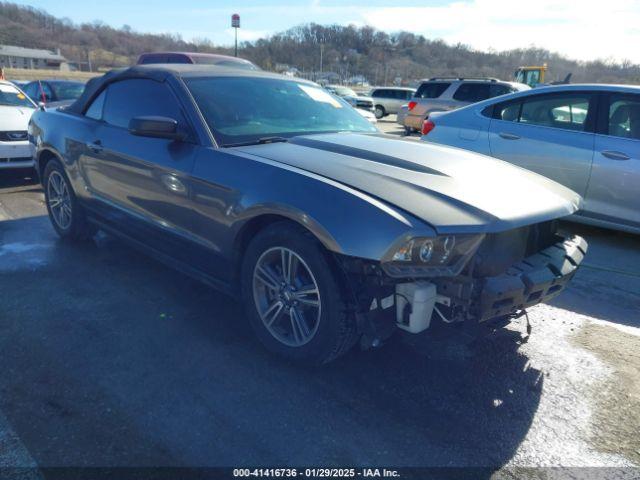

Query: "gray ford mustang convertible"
(29, 65), (587, 364)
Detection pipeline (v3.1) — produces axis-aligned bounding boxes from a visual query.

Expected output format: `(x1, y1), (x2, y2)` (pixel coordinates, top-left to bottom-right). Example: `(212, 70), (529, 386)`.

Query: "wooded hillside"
(1, 2), (639, 85)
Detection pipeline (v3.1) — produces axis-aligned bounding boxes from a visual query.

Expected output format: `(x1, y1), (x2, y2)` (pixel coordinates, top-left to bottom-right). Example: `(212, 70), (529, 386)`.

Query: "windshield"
(0, 83), (36, 108)
(186, 77), (377, 146)
(51, 82), (85, 101)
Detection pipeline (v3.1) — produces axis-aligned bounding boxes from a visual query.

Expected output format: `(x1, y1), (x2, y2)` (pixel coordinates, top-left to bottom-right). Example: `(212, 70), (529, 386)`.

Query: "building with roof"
(0, 45), (68, 70)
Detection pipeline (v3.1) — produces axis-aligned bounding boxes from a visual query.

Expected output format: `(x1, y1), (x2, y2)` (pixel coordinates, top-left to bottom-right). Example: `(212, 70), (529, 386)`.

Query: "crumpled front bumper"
(477, 235), (587, 321)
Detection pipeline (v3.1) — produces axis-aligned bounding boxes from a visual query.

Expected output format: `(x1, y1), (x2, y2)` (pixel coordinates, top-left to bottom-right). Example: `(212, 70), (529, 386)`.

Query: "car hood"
(235, 133), (582, 234)
(0, 106), (34, 131)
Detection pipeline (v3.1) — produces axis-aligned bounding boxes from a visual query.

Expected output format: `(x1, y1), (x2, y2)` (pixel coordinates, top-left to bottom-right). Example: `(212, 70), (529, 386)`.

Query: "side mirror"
(129, 116), (184, 140)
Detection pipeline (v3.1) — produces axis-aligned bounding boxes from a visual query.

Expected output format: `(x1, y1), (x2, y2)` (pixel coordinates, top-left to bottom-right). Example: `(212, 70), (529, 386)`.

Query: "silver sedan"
(421, 84), (640, 234)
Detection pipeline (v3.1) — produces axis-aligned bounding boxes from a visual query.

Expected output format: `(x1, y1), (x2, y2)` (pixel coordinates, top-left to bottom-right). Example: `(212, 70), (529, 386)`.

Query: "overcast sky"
(19, 0), (640, 63)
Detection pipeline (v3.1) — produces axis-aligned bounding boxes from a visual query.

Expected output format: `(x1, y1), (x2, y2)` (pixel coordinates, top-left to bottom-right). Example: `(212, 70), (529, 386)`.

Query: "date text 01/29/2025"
(232, 468), (400, 478)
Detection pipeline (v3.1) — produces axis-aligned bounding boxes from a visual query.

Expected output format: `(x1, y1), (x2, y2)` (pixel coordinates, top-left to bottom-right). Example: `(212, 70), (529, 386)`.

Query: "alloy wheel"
(47, 171), (72, 230)
(252, 247), (322, 347)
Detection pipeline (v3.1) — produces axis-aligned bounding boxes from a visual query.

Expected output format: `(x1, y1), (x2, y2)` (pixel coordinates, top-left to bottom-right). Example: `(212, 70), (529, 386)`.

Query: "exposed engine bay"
(339, 221), (587, 343)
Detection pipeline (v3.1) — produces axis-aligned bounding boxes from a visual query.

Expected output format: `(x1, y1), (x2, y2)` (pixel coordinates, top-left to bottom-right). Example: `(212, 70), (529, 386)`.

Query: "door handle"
(498, 132), (520, 140)
(601, 150), (630, 161)
(161, 174), (186, 194)
(86, 141), (103, 153)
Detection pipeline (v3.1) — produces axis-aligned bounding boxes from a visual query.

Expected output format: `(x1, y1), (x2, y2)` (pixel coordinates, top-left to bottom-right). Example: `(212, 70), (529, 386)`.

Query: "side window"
(608, 94), (640, 140)
(453, 83), (491, 102)
(138, 54), (168, 65)
(406, 90), (415, 100)
(496, 101), (521, 122)
(102, 79), (187, 130)
(490, 84), (514, 98)
(23, 83), (37, 100)
(525, 70), (541, 86)
(520, 94), (590, 131)
(415, 82), (450, 99)
(168, 54), (191, 64)
(85, 90), (106, 120)
(25, 82), (51, 102)
(39, 83), (54, 101)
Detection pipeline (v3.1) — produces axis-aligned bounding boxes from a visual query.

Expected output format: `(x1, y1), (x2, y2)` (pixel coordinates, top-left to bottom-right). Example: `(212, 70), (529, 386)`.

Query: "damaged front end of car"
(336, 221), (587, 347)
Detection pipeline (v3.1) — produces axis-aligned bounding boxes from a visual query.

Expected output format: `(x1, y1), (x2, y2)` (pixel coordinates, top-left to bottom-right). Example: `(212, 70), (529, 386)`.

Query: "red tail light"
(421, 119), (435, 136)
(408, 101), (417, 111)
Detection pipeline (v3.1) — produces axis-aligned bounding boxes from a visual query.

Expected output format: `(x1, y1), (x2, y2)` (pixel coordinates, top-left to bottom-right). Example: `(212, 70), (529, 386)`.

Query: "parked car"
(9, 80), (29, 89)
(421, 84), (640, 234)
(22, 80), (86, 108)
(403, 77), (529, 134)
(0, 80), (36, 170)
(355, 107), (378, 124)
(368, 87), (416, 119)
(396, 103), (409, 130)
(29, 65), (586, 364)
(325, 85), (374, 112)
(137, 52), (259, 70)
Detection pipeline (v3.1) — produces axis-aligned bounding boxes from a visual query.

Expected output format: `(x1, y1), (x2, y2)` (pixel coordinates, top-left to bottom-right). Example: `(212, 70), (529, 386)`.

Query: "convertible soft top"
(68, 64), (315, 115)
(67, 67), (166, 114)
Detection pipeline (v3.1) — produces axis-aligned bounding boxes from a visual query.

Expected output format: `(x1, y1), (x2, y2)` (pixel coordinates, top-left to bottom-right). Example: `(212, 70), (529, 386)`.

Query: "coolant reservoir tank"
(396, 282), (437, 334)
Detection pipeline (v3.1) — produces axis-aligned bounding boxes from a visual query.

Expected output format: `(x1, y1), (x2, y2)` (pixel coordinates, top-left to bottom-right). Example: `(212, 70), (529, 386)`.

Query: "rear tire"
(43, 159), (95, 241)
(241, 222), (358, 365)
(374, 105), (385, 119)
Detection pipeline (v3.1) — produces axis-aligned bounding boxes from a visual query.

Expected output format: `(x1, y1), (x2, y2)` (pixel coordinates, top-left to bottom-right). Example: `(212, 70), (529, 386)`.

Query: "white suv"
(368, 87), (416, 119)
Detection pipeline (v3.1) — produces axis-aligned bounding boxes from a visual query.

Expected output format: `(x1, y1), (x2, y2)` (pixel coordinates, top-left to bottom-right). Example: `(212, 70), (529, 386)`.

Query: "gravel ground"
(1, 136), (639, 477)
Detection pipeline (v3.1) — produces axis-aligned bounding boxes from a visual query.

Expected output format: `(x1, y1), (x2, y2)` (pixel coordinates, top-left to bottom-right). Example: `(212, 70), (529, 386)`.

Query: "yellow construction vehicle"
(514, 64), (572, 88)
(514, 64), (547, 87)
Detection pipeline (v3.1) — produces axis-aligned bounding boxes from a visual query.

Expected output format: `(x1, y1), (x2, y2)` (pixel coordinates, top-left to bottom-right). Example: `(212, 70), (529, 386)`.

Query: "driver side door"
(78, 78), (201, 261)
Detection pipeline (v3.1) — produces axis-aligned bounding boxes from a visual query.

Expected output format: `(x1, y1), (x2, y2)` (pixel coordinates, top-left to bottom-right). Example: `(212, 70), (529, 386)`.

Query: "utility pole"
(231, 13), (240, 57)
(86, 48), (92, 72)
(320, 43), (324, 74)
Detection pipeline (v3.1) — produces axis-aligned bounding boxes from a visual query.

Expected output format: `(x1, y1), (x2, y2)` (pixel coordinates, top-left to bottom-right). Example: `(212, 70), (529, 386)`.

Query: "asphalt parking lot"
(1, 117), (639, 475)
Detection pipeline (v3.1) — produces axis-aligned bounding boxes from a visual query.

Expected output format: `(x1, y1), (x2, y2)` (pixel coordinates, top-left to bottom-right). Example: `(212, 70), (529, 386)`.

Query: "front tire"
(43, 159), (94, 241)
(241, 222), (358, 365)
(374, 105), (385, 119)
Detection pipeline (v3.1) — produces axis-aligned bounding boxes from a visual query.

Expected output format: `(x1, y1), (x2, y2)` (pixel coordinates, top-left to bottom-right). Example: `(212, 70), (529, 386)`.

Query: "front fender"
(191, 148), (437, 262)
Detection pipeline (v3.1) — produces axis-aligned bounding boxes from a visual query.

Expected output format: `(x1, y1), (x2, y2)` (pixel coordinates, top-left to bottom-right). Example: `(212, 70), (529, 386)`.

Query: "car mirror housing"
(129, 116), (184, 140)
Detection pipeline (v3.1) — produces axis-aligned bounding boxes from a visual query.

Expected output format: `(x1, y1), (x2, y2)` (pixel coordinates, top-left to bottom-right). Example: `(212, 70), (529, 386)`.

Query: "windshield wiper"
(222, 136), (289, 148)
